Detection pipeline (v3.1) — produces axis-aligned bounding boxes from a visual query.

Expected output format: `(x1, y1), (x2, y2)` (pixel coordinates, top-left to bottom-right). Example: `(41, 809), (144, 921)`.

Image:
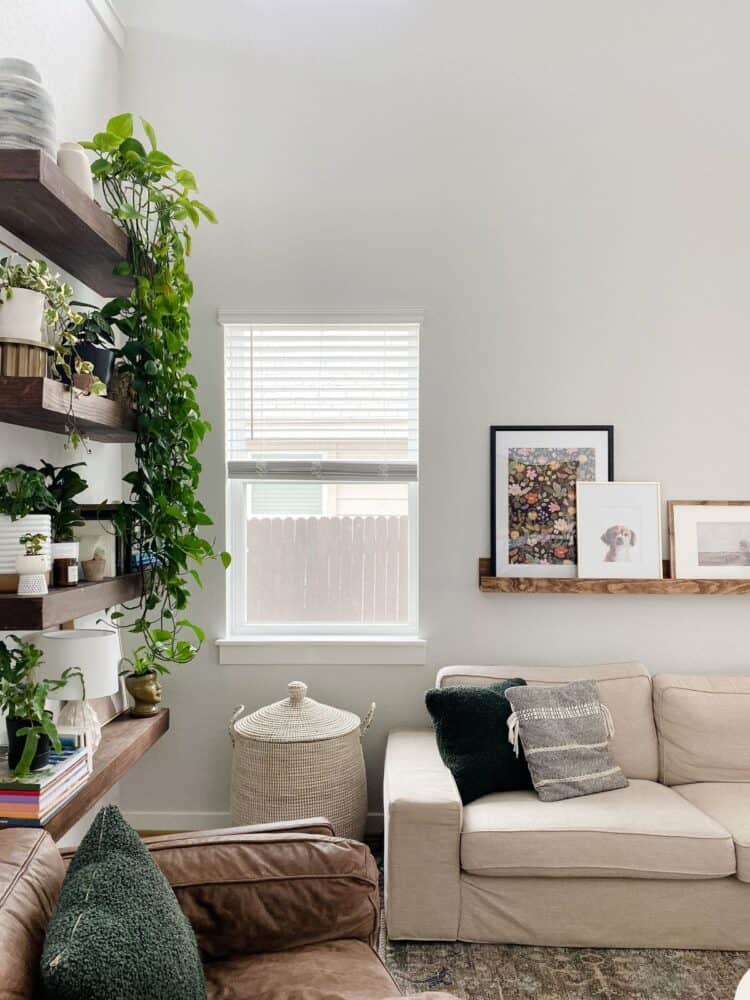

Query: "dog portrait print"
(601, 524), (637, 563)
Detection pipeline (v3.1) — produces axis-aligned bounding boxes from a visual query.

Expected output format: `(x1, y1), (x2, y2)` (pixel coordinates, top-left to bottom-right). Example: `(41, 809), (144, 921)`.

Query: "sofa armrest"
(383, 729), (462, 940)
(144, 827), (379, 960)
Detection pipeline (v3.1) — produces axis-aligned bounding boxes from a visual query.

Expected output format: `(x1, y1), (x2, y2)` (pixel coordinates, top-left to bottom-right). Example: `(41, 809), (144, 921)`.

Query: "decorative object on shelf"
(0, 59), (55, 157)
(229, 680), (375, 840)
(0, 256), (80, 346)
(0, 740), (91, 827)
(81, 546), (107, 582)
(52, 556), (78, 588)
(0, 465), (53, 592)
(108, 365), (135, 407)
(37, 628), (121, 754)
(669, 500), (750, 580)
(490, 425), (613, 578)
(56, 141), (93, 198)
(0, 337), (52, 376)
(16, 531), (49, 595)
(121, 645), (162, 718)
(82, 113), (229, 672)
(74, 503), (131, 576)
(576, 481), (663, 579)
(0, 634), (80, 776)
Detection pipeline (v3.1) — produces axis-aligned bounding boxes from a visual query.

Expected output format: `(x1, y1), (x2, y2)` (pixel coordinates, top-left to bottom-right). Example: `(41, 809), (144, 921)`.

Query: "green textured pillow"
(41, 805), (206, 1000)
(425, 680), (532, 803)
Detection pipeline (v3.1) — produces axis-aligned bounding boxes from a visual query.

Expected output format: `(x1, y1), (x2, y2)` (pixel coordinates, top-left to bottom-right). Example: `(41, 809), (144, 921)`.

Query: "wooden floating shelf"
(0, 149), (131, 296)
(478, 558), (750, 595)
(46, 710), (169, 841)
(0, 574), (141, 631)
(0, 377), (135, 442)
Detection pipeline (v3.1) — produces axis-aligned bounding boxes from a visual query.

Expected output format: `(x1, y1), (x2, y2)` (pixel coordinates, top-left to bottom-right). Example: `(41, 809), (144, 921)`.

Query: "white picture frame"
(576, 482), (663, 579)
(669, 501), (750, 579)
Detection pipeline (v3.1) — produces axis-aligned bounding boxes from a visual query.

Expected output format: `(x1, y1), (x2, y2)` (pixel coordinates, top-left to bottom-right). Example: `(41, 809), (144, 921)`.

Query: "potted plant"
(0, 635), (82, 776)
(121, 645), (164, 718)
(57, 300), (117, 390)
(16, 531), (49, 595)
(0, 256), (81, 345)
(19, 461), (87, 564)
(0, 467), (54, 592)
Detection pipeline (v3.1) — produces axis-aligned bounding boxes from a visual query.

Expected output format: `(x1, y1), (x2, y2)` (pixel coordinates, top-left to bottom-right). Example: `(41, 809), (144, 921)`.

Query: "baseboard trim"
(125, 809), (385, 835)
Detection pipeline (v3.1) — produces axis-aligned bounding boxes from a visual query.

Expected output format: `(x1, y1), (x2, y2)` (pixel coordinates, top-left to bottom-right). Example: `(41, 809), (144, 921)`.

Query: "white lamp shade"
(37, 629), (121, 700)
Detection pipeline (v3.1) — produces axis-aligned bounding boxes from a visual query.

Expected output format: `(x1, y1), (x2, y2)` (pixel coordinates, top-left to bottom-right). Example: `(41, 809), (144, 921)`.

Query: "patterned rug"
(372, 842), (749, 1000)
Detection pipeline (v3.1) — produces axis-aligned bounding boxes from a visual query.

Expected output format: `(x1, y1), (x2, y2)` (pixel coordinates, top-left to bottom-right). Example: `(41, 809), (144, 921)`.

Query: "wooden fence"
(247, 515), (409, 623)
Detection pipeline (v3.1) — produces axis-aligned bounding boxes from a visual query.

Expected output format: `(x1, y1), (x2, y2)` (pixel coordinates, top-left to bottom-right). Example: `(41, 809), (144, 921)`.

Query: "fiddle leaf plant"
(82, 114), (230, 671)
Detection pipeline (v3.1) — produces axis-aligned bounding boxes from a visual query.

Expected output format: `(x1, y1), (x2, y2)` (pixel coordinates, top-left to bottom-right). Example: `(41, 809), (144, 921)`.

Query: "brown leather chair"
(0, 817), (450, 1000)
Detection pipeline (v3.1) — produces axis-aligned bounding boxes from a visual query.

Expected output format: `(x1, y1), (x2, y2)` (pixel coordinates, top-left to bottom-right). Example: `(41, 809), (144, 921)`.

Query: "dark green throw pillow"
(425, 680), (533, 803)
(41, 805), (206, 1000)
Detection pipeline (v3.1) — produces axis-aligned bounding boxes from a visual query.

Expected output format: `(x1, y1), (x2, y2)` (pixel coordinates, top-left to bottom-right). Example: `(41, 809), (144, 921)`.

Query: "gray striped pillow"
(505, 680), (628, 802)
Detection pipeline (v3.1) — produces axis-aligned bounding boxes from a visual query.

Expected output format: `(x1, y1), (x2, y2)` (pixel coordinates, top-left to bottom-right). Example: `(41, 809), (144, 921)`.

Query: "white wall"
(0, 0), (125, 844)
(115, 0), (750, 829)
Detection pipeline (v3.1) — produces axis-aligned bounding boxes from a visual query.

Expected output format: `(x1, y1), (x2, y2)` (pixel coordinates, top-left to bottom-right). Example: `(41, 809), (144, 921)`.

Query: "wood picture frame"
(669, 500), (750, 579)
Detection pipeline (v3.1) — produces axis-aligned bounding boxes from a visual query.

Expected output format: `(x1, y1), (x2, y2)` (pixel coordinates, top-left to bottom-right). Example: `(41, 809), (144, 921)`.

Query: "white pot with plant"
(16, 532), (49, 595)
(0, 256), (81, 345)
(0, 466), (54, 592)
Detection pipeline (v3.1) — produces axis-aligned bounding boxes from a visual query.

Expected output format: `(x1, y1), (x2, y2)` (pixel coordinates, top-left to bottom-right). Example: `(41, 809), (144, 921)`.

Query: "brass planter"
(124, 671), (162, 718)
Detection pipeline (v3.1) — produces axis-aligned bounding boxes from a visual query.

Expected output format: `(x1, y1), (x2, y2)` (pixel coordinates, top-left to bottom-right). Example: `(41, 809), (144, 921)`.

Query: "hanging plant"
(82, 115), (229, 671)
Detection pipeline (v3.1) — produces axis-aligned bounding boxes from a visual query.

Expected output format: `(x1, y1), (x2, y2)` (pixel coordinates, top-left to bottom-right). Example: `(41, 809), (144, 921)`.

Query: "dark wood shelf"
(0, 377), (135, 442)
(0, 574), (141, 630)
(0, 149), (131, 295)
(478, 558), (750, 595)
(46, 710), (169, 841)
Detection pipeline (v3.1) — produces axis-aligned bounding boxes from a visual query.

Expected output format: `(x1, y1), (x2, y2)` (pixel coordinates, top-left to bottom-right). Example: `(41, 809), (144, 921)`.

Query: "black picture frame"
(490, 425), (614, 577)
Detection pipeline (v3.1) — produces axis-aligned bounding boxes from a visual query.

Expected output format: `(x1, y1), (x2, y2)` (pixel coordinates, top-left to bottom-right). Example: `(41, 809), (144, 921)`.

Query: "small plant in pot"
(0, 466), (54, 593)
(0, 256), (82, 345)
(57, 300), (119, 392)
(121, 644), (164, 718)
(19, 460), (87, 564)
(0, 635), (82, 777)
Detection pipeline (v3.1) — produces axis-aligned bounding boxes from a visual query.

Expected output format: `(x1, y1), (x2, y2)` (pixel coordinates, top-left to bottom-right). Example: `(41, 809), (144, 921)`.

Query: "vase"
(125, 671), (162, 718)
(81, 556), (106, 582)
(6, 716), (50, 772)
(0, 514), (51, 592)
(57, 141), (93, 198)
(0, 59), (56, 158)
(0, 289), (45, 342)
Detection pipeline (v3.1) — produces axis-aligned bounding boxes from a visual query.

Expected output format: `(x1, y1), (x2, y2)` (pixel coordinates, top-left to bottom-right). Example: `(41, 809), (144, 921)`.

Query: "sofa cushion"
(675, 783), (750, 882)
(425, 680), (532, 804)
(460, 779), (735, 879)
(0, 828), (64, 1000)
(437, 662), (658, 780)
(204, 939), (399, 1000)
(653, 674), (750, 785)
(504, 680), (627, 802)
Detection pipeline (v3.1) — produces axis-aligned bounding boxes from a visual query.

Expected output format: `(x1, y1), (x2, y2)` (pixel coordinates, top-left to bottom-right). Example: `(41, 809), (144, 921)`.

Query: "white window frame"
(220, 310), (422, 641)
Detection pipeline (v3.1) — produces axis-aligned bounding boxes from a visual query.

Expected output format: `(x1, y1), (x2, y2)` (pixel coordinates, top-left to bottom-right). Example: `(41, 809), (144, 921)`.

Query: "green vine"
(82, 114), (229, 671)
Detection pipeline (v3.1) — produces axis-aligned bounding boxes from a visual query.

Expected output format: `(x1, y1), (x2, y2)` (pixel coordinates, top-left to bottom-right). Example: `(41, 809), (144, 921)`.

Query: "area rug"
(372, 843), (749, 1000)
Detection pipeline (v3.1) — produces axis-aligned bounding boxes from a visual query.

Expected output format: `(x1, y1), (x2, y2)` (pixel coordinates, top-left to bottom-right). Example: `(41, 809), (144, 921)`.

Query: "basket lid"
(233, 681), (361, 743)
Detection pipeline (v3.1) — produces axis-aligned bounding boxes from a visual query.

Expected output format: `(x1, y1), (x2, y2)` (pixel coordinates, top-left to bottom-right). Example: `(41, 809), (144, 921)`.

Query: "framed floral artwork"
(490, 426), (613, 577)
(668, 500), (750, 579)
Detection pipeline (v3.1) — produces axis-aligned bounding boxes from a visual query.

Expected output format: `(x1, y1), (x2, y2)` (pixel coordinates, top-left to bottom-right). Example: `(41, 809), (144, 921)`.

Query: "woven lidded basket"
(229, 681), (375, 841)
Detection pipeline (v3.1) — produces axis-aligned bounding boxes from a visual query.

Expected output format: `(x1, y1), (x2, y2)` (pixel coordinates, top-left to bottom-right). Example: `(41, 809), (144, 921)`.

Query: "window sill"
(216, 635), (427, 666)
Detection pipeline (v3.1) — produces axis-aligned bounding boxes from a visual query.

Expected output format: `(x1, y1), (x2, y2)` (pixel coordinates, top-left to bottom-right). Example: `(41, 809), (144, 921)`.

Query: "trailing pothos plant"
(82, 114), (229, 671)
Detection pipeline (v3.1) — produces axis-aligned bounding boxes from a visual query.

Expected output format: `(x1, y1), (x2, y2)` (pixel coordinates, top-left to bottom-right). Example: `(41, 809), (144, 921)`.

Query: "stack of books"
(0, 743), (91, 828)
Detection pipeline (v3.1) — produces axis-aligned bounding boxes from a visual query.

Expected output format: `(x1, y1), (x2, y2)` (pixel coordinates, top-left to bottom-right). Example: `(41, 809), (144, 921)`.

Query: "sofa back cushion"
(436, 662), (658, 780)
(0, 828), (64, 1000)
(653, 674), (750, 785)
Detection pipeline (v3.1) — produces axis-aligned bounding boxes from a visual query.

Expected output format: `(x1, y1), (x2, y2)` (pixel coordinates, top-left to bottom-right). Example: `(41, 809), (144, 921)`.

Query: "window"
(223, 317), (420, 635)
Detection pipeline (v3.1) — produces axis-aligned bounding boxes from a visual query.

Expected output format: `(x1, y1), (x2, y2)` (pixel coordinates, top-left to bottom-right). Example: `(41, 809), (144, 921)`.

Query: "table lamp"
(37, 628), (121, 753)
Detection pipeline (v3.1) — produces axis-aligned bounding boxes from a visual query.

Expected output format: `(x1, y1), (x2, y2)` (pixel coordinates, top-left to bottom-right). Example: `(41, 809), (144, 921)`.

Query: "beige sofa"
(383, 662), (750, 949)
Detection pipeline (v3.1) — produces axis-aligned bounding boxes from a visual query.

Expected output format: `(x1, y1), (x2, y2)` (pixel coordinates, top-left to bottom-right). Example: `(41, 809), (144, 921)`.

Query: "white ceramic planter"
(57, 142), (94, 199)
(0, 288), (45, 342)
(0, 514), (51, 591)
(51, 540), (79, 561)
(16, 553), (48, 574)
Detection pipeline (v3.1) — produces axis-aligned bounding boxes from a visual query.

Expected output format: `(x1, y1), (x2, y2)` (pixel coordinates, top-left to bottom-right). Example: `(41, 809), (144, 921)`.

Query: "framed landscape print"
(577, 482), (662, 579)
(669, 501), (750, 579)
(490, 426), (613, 577)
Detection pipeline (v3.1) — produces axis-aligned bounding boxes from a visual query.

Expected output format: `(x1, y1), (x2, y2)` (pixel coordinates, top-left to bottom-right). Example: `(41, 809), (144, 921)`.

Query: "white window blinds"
(224, 324), (419, 482)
